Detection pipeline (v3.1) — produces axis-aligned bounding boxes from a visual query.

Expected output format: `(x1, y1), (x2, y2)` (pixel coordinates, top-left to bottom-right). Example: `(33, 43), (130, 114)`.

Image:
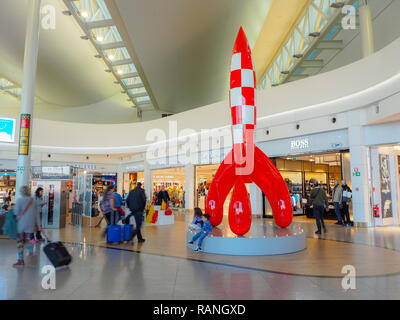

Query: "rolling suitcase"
(43, 234), (72, 268)
(107, 211), (122, 243)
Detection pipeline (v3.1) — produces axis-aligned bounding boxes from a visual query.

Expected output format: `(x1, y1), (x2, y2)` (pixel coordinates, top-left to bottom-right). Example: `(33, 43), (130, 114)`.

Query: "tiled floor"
(2, 213), (400, 299)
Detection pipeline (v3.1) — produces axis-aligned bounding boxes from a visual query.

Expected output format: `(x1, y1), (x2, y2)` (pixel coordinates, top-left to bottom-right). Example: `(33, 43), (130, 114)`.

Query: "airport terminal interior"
(1, 0), (400, 301)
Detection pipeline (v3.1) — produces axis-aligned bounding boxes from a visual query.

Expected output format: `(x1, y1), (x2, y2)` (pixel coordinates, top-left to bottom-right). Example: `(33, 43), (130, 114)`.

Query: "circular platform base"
(187, 223), (306, 256)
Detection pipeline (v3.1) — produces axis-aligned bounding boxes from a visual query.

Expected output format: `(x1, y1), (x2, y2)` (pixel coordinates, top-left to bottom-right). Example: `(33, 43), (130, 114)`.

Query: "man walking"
(310, 181), (329, 235)
(126, 182), (146, 243)
(332, 180), (343, 225)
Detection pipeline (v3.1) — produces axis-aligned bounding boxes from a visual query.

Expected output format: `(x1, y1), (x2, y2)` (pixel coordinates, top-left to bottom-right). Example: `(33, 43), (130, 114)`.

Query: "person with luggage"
(188, 213), (212, 252)
(2, 203), (17, 240)
(13, 185), (41, 268)
(310, 181), (329, 235)
(341, 181), (353, 227)
(126, 182), (146, 243)
(332, 180), (343, 225)
(30, 187), (46, 243)
(101, 185), (116, 236)
(114, 189), (125, 220)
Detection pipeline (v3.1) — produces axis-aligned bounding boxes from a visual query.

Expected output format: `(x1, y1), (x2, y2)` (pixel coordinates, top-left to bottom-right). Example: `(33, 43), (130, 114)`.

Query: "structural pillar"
(249, 183), (262, 216)
(185, 163), (195, 211)
(348, 109), (372, 227)
(144, 160), (152, 203)
(16, 0), (41, 199)
(359, 0), (375, 57)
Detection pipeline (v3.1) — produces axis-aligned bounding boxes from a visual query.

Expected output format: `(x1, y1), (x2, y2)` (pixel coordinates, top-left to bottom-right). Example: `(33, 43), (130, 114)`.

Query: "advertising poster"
(0, 117), (16, 143)
(379, 154), (393, 218)
(18, 114), (31, 155)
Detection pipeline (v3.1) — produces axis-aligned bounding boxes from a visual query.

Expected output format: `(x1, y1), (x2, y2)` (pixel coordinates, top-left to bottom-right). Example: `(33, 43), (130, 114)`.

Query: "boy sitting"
(188, 213), (212, 252)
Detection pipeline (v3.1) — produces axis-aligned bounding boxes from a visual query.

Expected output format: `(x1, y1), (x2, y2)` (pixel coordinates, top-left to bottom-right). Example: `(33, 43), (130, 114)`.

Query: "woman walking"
(13, 185), (40, 268)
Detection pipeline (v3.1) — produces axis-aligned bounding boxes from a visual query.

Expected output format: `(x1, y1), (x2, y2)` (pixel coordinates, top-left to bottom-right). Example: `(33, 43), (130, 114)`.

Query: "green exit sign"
(352, 172), (360, 176)
(292, 157), (297, 161)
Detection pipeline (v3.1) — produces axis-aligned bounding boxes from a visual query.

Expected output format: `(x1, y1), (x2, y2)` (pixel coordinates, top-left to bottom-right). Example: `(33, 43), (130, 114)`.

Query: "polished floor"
(2, 213), (400, 299)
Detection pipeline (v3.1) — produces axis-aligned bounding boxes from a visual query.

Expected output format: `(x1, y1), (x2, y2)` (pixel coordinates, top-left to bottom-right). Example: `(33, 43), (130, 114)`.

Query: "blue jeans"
(334, 202), (342, 222)
(191, 231), (207, 248)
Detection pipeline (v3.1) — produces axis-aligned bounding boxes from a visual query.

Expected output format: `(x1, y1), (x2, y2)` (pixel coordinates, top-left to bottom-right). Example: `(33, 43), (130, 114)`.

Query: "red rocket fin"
(228, 178), (252, 235)
(205, 150), (235, 227)
(251, 147), (293, 228)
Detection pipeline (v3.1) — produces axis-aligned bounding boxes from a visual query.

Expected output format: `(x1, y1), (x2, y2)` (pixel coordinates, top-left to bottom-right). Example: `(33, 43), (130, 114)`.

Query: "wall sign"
(352, 168), (361, 176)
(0, 117), (16, 143)
(379, 154), (393, 219)
(18, 114), (31, 155)
(290, 138), (309, 150)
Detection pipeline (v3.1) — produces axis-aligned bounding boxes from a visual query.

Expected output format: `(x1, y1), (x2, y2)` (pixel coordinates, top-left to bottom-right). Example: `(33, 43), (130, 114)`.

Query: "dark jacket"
(156, 190), (170, 205)
(127, 187), (146, 213)
(310, 187), (329, 207)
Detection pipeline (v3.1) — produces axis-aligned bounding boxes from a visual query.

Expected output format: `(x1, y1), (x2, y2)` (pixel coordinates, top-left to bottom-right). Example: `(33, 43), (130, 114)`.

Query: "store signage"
(290, 138), (309, 150)
(18, 114), (30, 155)
(0, 117), (16, 143)
(352, 168), (361, 177)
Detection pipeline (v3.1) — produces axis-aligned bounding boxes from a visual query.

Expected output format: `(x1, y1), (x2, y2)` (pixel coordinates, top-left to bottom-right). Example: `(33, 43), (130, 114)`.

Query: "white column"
(185, 163), (195, 210)
(16, 0), (41, 199)
(144, 161), (152, 202)
(348, 110), (372, 226)
(116, 169), (123, 194)
(359, 0), (374, 57)
(249, 183), (262, 216)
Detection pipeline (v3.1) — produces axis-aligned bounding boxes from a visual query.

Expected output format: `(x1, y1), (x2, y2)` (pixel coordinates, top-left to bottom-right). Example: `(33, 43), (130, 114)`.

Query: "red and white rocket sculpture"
(205, 27), (293, 235)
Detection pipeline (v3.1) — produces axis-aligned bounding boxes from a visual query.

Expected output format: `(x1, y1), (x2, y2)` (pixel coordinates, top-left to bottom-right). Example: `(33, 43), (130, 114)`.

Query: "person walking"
(13, 186), (41, 268)
(126, 182), (146, 243)
(30, 187), (46, 242)
(101, 185), (116, 236)
(332, 180), (343, 225)
(341, 181), (353, 227)
(310, 181), (329, 235)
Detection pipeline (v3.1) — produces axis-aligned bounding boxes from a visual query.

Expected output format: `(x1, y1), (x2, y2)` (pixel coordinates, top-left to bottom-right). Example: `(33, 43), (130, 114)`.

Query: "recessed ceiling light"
(108, 55), (115, 60)
(117, 70), (124, 75)
(96, 36), (104, 42)
(81, 11), (89, 18)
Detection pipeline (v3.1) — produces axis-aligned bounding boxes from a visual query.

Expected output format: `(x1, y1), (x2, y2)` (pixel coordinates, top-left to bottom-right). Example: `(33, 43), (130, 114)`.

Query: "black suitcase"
(43, 240), (72, 268)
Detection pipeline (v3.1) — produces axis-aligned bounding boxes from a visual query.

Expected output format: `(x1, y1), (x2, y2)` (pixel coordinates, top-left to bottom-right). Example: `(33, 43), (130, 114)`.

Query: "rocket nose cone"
(233, 26), (250, 55)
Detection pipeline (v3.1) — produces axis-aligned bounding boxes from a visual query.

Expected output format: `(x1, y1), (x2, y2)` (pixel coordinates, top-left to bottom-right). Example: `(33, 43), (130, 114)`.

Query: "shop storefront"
(122, 172), (144, 194)
(369, 144), (400, 226)
(151, 167), (185, 208)
(0, 170), (16, 205)
(258, 130), (351, 220)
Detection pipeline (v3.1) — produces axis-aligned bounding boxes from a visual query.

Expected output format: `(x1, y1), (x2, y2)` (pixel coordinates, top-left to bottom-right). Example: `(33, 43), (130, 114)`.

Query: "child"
(2, 203), (17, 240)
(188, 213), (212, 252)
(188, 207), (204, 231)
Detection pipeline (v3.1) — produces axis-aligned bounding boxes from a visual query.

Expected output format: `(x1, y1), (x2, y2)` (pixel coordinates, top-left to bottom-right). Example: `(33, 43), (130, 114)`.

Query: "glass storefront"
(263, 151), (349, 220)
(369, 144), (400, 226)
(151, 167), (185, 208)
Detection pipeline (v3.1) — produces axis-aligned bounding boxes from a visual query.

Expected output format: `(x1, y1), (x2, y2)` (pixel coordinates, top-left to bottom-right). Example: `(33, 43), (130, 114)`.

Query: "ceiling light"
(108, 55), (115, 60)
(96, 36), (104, 42)
(81, 11), (89, 18)
(117, 70), (124, 75)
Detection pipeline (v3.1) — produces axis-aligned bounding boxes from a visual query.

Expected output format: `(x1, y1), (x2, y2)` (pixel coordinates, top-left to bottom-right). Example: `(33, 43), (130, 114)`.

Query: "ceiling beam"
(316, 40), (343, 50)
(289, 74), (309, 80)
(111, 59), (133, 66)
(119, 72), (139, 79)
(125, 83), (144, 89)
(98, 41), (124, 50)
(131, 92), (148, 98)
(301, 59), (324, 68)
(85, 19), (114, 29)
